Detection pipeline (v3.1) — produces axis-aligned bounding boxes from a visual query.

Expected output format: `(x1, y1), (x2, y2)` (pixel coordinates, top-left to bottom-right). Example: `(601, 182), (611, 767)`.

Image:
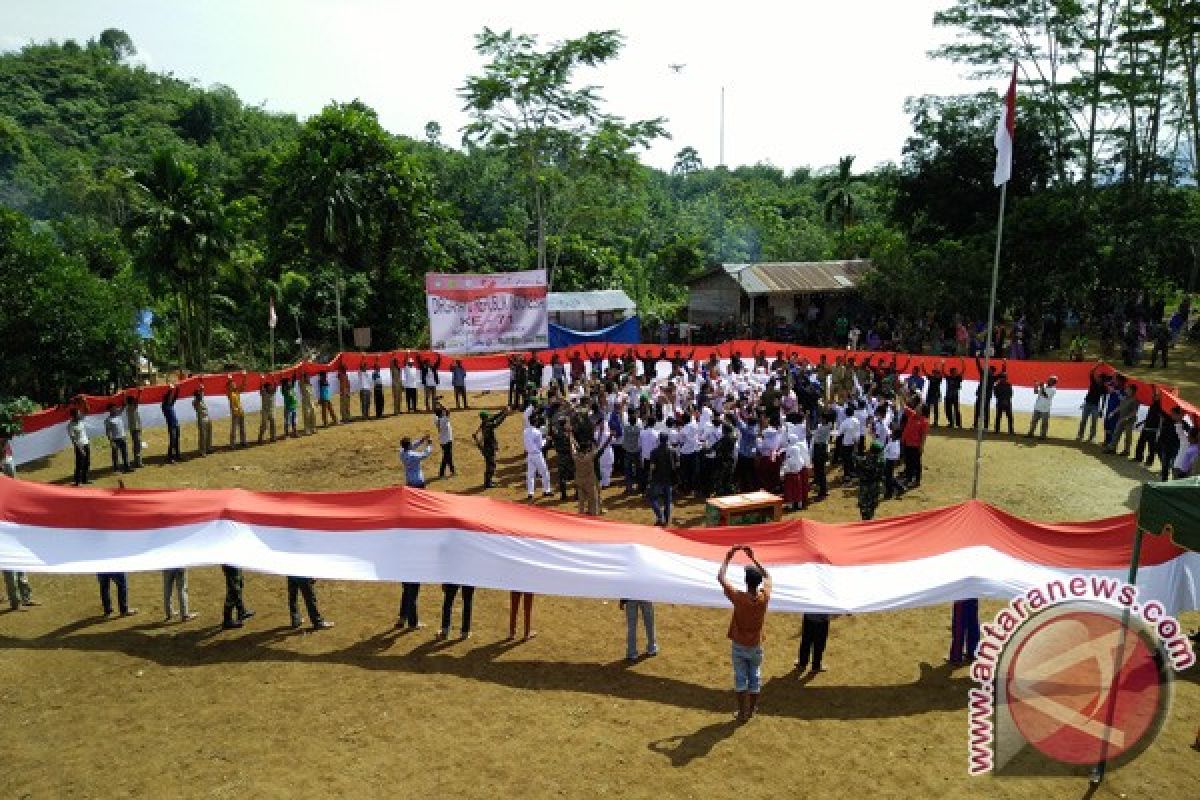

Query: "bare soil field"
(2, 355), (1198, 799)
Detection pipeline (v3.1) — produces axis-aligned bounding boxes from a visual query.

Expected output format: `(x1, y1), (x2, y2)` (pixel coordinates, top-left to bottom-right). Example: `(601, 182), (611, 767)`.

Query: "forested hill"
(0, 23), (1197, 409)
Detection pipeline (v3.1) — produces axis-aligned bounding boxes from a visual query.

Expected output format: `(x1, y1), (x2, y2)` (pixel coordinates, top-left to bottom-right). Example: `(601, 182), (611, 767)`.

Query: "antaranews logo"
(966, 575), (1195, 777)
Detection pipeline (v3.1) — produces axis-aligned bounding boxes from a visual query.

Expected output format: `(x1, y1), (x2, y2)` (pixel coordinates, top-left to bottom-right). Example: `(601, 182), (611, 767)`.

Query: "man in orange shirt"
(718, 545), (771, 723)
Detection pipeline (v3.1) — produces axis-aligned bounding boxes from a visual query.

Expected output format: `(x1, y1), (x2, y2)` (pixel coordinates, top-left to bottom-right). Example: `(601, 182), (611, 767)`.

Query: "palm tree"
(822, 155), (863, 242)
(129, 150), (229, 369)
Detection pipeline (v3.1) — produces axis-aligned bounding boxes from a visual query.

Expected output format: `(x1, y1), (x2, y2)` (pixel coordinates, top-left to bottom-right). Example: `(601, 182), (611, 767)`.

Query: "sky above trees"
(2, 0), (976, 173)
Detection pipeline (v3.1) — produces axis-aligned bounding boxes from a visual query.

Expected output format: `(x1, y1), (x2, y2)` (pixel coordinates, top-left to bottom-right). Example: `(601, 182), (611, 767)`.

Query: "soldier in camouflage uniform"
(472, 409), (509, 489)
(552, 414), (575, 501)
(856, 439), (886, 521)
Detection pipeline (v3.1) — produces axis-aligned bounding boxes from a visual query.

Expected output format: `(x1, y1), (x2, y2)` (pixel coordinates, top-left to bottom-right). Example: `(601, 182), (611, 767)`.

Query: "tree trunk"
(1085, 1), (1108, 189)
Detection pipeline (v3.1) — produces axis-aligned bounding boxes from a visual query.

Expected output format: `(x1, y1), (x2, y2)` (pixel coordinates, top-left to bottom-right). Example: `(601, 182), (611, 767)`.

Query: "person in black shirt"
(992, 373), (1014, 435)
(1157, 406), (1186, 482)
(926, 365), (943, 427)
(1077, 363), (1108, 442)
(972, 355), (1002, 431)
(944, 359), (964, 429)
(647, 433), (678, 526)
(1134, 388), (1164, 466)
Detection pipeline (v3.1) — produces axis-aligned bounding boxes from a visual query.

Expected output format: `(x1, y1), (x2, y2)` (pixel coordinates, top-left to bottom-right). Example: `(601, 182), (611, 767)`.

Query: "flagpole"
(970, 183), (1007, 499)
(269, 324), (275, 371)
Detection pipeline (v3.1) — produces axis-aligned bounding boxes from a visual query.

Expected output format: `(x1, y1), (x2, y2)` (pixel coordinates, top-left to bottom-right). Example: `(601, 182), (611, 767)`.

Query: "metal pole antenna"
(720, 86), (725, 167)
(971, 181), (1007, 499)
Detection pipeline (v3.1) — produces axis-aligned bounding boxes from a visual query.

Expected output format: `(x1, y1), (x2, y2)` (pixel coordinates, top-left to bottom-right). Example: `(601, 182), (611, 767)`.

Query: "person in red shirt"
(718, 545), (772, 723)
(900, 402), (931, 488)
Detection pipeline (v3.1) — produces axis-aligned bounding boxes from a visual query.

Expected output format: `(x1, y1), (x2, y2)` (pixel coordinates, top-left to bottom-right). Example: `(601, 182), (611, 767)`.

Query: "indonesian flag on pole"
(994, 63), (1018, 186)
(268, 295), (277, 329)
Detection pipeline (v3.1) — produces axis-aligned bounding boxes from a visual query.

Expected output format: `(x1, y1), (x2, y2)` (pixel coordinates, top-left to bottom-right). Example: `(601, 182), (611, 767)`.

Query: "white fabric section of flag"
(268, 297), (277, 329)
(1, 521), (1197, 615)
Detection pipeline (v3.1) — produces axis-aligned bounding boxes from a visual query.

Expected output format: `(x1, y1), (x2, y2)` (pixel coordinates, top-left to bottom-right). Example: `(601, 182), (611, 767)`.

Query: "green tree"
(128, 149), (230, 369)
(460, 27), (666, 285)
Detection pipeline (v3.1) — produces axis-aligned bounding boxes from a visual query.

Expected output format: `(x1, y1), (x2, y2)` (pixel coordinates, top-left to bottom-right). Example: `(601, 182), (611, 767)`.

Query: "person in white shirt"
(837, 406), (862, 482)
(523, 422), (553, 499)
(67, 407), (91, 486)
(779, 434), (811, 511)
(638, 419), (659, 491)
(104, 404), (130, 474)
(357, 363), (371, 418)
(401, 358), (421, 413)
(1026, 376), (1057, 440)
(883, 429), (906, 499)
(434, 402), (455, 478)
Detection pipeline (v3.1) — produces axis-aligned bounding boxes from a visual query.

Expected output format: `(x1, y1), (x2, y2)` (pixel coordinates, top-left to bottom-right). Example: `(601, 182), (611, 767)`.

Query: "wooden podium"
(704, 491), (783, 527)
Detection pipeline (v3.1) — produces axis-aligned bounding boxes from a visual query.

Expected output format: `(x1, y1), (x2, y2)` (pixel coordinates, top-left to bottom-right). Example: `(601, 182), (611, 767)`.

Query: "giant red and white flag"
(994, 64), (1018, 186)
(1, 480), (1197, 615)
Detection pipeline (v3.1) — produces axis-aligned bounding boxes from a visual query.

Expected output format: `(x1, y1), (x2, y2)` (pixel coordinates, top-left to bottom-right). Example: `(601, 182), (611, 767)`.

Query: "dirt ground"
(2, 355), (1199, 799)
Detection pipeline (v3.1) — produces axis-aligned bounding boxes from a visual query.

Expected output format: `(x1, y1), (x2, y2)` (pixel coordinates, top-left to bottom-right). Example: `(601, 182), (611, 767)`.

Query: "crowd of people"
(5, 325), (1200, 723)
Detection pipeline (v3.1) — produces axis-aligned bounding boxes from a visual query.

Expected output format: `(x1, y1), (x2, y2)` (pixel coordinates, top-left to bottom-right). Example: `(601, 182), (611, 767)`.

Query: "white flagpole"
(970, 184), (1006, 499)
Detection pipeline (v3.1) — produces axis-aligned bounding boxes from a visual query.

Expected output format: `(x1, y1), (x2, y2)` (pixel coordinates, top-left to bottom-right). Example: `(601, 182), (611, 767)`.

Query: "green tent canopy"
(1136, 477), (1200, 552)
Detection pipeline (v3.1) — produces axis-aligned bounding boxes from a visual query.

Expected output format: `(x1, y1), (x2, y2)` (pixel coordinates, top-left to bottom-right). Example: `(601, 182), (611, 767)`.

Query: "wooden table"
(704, 491), (784, 527)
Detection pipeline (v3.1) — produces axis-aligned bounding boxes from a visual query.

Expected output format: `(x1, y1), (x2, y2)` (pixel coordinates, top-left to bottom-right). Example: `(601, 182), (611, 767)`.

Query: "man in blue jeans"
(718, 545), (772, 723)
(620, 598), (658, 662)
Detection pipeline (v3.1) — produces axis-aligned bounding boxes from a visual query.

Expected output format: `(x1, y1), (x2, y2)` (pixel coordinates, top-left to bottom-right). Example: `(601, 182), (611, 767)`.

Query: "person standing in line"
(402, 358), (421, 413)
(795, 612), (831, 673)
(390, 357), (404, 415)
(220, 565), (254, 630)
(287, 576), (333, 630)
(421, 354), (441, 411)
(2, 440), (38, 612)
(507, 590), (536, 641)
(257, 375), (277, 443)
(226, 374), (247, 447)
(104, 404), (131, 473)
(620, 597), (658, 662)
(1157, 406), (1185, 482)
(1134, 388), (1164, 467)
(97, 573), (137, 617)
(991, 373), (1014, 435)
(779, 433), (810, 512)
(925, 364), (943, 427)
(451, 359), (468, 410)
(810, 411), (831, 502)
(1025, 376), (1057, 439)
(523, 418), (554, 500)
(317, 371), (338, 427)
(948, 598), (981, 666)
(396, 434), (433, 631)
(162, 382), (182, 463)
(621, 411), (642, 495)
(944, 361), (964, 429)
(372, 361), (386, 418)
(193, 387), (212, 455)
(357, 361), (371, 419)
(162, 567), (197, 623)
(337, 362), (353, 423)
(1077, 363), (1108, 442)
(124, 392), (144, 467)
(280, 377), (299, 438)
(67, 407), (91, 485)
(434, 402), (455, 479)
(718, 545), (771, 723)
(437, 583), (474, 640)
(1105, 383), (1139, 454)
(1174, 426), (1200, 479)
(472, 409), (509, 489)
(299, 371), (318, 435)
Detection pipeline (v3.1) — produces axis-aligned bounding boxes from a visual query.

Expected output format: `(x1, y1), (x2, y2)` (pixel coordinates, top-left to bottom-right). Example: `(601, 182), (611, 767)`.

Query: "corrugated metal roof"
(721, 260), (871, 294)
(547, 290), (637, 313)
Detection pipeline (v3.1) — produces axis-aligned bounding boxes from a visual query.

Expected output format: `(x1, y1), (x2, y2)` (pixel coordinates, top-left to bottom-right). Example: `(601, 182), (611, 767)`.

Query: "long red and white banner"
(12, 340), (1193, 466)
(0, 479), (1196, 615)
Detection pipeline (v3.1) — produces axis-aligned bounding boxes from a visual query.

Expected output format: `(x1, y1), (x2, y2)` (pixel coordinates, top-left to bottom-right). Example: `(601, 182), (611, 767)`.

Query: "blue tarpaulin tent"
(548, 315), (641, 348)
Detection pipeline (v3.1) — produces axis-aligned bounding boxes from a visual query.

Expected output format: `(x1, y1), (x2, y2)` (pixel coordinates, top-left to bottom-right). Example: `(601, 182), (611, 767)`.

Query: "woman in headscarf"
(779, 433), (810, 511)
